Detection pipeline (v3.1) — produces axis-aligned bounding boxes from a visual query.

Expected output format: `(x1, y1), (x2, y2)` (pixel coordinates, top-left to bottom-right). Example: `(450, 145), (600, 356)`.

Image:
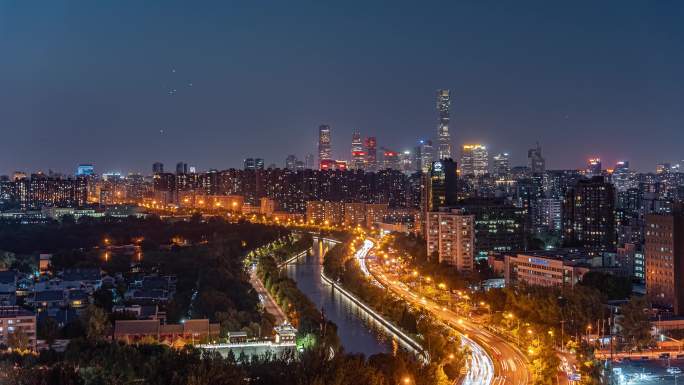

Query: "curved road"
(360, 238), (530, 385)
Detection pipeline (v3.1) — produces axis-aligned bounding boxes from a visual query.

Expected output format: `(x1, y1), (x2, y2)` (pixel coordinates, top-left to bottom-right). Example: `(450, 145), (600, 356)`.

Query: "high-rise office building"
(318, 125), (332, 168)
(244, 158), (264, 170)
(461, 144), (488, 176)
(351, 130), (365, 170)
(76, 164), (95, 176)
(458, 198), (526, 257)
(562, 176), (616, 254)
(364, 137), (377, 172)
(424, 159), (458, 212)
(656, 163), (672, 175)
(399, 150), (413, 174)
(304, 154), (315, 170)
(645, 210), (684, 314)
(612, 161), (633, 192)
(436, 89), (452, 160)
(492, 153), (511, 179)
(382, 149), (400, 170)
(285, 155), (298, 170)
(586, 158), (602, 177)
(152, 162), (164, 174)
(528, 143), (545, 175)
(176, 162), (188, 174)
(414, 140), (434, 173)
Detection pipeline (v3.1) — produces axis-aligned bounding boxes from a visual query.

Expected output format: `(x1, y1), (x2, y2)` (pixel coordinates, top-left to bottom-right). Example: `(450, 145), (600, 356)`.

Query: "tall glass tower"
(436, 89), (452, 160)
(350, 130), (365, 170)
(318, 125), (332, 168)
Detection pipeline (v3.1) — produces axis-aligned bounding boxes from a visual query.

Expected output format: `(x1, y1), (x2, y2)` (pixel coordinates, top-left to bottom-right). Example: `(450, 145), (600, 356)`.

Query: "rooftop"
(0, 306), (34, 318)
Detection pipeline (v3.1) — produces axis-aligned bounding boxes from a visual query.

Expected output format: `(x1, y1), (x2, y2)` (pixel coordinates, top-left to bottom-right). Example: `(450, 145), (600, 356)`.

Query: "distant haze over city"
(1, 2), (682, 174)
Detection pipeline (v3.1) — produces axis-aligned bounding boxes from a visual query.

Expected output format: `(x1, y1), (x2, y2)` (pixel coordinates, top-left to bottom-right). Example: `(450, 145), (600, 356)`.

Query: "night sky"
(1, 1), (682, 175)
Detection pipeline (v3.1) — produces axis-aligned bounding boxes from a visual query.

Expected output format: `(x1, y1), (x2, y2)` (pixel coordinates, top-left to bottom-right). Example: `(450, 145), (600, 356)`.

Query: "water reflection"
(284, 239), (394, 356)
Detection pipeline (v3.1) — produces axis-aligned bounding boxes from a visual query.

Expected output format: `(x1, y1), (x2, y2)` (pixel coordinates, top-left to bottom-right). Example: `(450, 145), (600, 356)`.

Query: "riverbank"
(322, 237), (467, 384)
(320, 265), (428, 362)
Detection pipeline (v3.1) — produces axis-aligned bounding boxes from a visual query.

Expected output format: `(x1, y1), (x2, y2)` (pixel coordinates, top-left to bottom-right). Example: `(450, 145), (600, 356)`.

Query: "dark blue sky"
(1, 0), (682, 175)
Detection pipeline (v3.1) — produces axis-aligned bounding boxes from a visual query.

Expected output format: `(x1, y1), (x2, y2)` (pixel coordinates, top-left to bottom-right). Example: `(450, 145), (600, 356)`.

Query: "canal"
(284, 238), (395, 356)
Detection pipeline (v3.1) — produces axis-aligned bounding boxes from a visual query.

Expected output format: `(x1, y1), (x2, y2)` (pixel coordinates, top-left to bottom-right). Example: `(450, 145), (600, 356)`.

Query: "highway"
(357, 238), (530, 385)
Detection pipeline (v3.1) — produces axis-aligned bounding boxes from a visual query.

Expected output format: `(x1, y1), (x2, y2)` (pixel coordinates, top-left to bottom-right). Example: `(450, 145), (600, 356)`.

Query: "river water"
(283, 239), (395, 356)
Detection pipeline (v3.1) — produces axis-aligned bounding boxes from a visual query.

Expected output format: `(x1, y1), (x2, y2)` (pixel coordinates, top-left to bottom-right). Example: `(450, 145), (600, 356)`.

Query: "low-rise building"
(0, 306), (37, 351)
(0, 270), (17, 306)
(114, 318), (220, 346)
(504, 252), (590, 288)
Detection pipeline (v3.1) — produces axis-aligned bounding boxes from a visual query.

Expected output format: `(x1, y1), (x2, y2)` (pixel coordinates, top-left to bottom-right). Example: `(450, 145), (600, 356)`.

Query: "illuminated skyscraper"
(382, 149), (400, 170)
(176, 162), (188, 174)
(76, 164), (94, 176)
(656, 163), (672, 175)
(364, 137), (377, 172)
(244, 158), (264, 170)
(436, 89), (452, 160)
(425, 159), (458, 212)
(587, 158), (602, 177)
(399, 150), (413, 174)
(562, 176), (616, 255)
(528, 143), (545, 175)
(351, 130), (365, 170)
(613, 161), (633, 192)
(318, 125), (332, 168)
(414, 140), (434, 173)
(152, 162), (164, 174)
(285, 155), (297, 170)
(492, 153), (510, 179)
(461, 144), (488, 176)
(304, 154), (315, 170)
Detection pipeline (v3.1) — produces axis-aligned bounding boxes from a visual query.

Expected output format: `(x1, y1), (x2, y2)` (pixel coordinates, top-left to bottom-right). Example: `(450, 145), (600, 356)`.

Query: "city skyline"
(1, 2), (683, 174)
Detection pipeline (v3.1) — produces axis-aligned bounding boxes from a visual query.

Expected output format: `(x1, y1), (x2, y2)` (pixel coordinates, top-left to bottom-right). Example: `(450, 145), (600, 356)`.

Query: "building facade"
(436, 89), (452, 160)
(351, 131), (365, 170)
(318, 125), (332, 168)
(562, 176), (616, 254)
(461, 144), (488, 177)
(645, 211), (684, 314)
(0, 306), (36, 351)
(426, 208), (475, 271)
(504, 253), (589, 288)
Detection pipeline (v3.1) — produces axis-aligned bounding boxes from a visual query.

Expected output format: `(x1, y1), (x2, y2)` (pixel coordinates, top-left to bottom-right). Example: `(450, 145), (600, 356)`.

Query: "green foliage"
(323, 242), (465, 382)
(616, 296), (652, 350)
(92, 288), (114, 311)
(257, 252), (339, 349)
(0, 339), (434, 385)
(38, 317), (60, 347)
(81, 305), (110, 342)
(7, 328), (30, 351)
(578, 271), (632, 301)
(389, 233), (483, 288)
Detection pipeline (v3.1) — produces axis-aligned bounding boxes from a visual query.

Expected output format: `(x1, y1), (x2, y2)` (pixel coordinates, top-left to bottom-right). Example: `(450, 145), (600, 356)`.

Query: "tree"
(82, 305), (110, 341)
(93, 287), (114, 311)
(38, 317), (60, 348)
(579, 271), (632, 300)
(8, 327), (30, 351)
(617, 296), (652, 350)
